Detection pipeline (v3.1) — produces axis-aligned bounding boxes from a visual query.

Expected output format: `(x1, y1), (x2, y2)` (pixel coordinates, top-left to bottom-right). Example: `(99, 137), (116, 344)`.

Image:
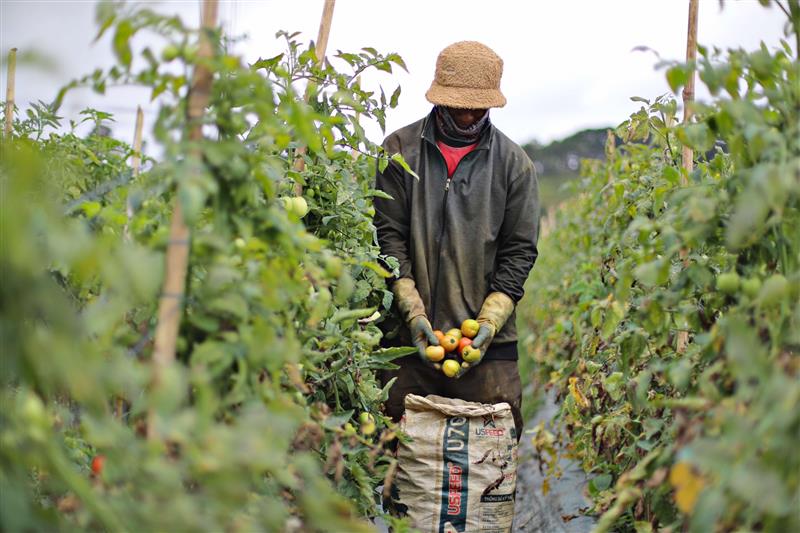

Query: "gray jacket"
(374, 110), (540, 353)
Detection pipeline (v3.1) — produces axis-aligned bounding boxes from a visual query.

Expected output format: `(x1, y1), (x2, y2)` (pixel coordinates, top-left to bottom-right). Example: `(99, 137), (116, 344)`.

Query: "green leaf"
(360, 261), (392, 278)
(677, 122), (714, 153)
(370, 346), (416, 362)
(252, 53), (284, 71)
(330, 307), (377, 324)
(590, 473), (612, 493)
(726, 187), (769, 249)
(378, 377), (397, 402)
(389, 86), (401, 108)
(81, 201), (102, 218)
(666, 65), (689, 93)
(366, 189), (393, 200)
(634, 258), (668, 287)
(94, 11), (116, 42)
(112, 20), (134, 69)
(322, 410), (354, 430)
(390, 153), (419, 180)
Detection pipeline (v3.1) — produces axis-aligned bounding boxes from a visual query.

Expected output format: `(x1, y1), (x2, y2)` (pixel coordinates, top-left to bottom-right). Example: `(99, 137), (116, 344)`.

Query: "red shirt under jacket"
(436, 140), (478, 179)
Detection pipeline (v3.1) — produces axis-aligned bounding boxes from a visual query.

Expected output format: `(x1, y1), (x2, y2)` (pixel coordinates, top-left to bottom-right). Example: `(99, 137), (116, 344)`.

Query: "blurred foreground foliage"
(1, 3), (416, 531)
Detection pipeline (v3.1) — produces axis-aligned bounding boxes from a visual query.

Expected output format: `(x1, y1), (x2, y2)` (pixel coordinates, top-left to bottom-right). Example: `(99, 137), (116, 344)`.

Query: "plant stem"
(4, 48), (17, 138)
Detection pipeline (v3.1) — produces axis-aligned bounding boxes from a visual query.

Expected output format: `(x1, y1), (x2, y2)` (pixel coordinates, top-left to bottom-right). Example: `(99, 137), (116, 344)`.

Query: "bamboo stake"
(315, 0), (335, 65)
(292, 0), (336, 194)
(148, 0), (218, 439)
(681, 0), (699, 182)
(132, 106), (144, 177)
(677, 0), (698, 355)
(123, 106), (145, 242)
(4, 48), (17, 138)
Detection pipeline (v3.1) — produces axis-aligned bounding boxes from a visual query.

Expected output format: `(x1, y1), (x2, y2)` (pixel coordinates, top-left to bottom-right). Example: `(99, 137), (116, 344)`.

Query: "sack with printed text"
(391, 394), (518, 533)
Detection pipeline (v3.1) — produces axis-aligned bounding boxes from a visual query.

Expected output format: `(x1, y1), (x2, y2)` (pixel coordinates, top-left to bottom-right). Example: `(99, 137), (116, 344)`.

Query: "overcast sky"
(0, 0), (792, 152)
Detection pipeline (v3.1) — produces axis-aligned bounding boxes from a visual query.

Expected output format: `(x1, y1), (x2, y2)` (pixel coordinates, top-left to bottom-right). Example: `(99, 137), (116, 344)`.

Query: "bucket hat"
(425, 41), (506, 109)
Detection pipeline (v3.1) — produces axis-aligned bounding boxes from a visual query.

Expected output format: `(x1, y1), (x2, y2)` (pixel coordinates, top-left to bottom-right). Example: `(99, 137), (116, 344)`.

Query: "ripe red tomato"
(91, 455), (105, 475)
(457, 336), (472, 354)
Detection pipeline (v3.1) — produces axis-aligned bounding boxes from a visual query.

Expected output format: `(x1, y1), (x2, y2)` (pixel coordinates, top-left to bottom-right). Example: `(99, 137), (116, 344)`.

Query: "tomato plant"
(1, 3), (415, 531)
(519, 5), (799, 532)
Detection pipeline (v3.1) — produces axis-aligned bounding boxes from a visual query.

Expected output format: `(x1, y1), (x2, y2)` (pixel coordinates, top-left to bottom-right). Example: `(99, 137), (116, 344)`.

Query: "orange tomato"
(441, 334), (458, 353)
(425, 345), (445, 362)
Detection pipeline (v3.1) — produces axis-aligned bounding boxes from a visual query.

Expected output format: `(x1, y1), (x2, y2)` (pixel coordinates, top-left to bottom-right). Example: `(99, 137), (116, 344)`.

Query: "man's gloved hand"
(392, 278), (439, 367)
(458, 291), (515, 378)
(410, 315), (440, 364)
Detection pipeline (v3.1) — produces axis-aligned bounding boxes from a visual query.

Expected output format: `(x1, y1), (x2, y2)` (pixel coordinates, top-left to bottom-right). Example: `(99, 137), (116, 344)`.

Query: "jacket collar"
(420, 109), (494, 151)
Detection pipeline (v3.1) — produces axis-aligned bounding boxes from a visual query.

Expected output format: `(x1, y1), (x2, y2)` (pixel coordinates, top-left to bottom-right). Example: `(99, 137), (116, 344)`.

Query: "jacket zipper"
(429, 144), (475, 326)
(429, 176), (450, 326)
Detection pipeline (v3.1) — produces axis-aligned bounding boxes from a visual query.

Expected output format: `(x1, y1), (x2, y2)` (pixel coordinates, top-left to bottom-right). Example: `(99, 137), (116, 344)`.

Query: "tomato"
(462, 345), (481, 363)
(291, 197), (309, 218)
(442, 359), (460, 378)
(433, 330), (445, 344)
(716, 272), (740, 294)
(91, 455), (105, 475)
(445, 328), (463, 342)
(358, 412), (376, 435)
(323, 256), (343, 278)
(460, 319), (480, 339)
(441, 335), (458, 353)
(758, 274), (788, 307)
(279, 196), (309, 218)
(742, 277), (762, 298)
(457, 337), (472, 355)
(161, 44), (180, 62)
(425, 345), (445, 362)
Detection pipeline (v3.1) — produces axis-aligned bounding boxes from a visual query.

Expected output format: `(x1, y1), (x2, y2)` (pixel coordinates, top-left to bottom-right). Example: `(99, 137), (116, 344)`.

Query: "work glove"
(458, 291), (515, 377)
(392, 278), (439, 367)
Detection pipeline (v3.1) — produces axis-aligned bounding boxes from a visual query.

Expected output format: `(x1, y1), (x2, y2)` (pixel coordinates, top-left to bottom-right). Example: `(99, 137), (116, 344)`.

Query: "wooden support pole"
(677, 0), (698, 355)
(292, 0), (336, 194)
(132, 106), (144, 177)
(123, 106), (145, 243)
(315, 0), (336, 65)
(681, 0), (699, 183)
(4, 48), (17, 138)
(148, 0), (218, 439)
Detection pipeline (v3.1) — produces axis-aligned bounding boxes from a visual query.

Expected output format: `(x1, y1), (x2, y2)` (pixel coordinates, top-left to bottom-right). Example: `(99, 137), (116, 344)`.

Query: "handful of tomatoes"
(424, 319), (481, 378)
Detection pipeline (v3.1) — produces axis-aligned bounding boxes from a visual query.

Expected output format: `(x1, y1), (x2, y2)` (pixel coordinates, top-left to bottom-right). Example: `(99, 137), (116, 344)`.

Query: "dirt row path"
(512, 390), (596, 532)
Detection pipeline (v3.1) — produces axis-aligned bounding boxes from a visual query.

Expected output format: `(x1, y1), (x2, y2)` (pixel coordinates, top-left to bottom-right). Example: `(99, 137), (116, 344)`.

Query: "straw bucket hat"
(425, 41), (507, 109)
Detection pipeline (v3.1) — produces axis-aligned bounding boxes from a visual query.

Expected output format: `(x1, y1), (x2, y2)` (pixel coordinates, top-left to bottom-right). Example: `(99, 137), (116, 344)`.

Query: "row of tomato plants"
(2, 4), (418, 531)
(519, 7), (799, 532)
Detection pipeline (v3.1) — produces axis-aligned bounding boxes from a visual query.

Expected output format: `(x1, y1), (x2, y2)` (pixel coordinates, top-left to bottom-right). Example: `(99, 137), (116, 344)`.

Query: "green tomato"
(161, 44), (180, 62)
(183, 44), (199, 62)
(716, 271), (740, 294)
(358, 412), (374, 425)
(291, 197), (309, 218)
(741, 277), (762, 298)
(323, 256), (343, 278)
(758, 274), (788, 307)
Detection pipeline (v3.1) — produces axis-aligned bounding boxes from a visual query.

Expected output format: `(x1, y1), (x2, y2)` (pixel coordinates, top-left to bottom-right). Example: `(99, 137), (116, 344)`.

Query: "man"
(374, 41), (539, 437)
